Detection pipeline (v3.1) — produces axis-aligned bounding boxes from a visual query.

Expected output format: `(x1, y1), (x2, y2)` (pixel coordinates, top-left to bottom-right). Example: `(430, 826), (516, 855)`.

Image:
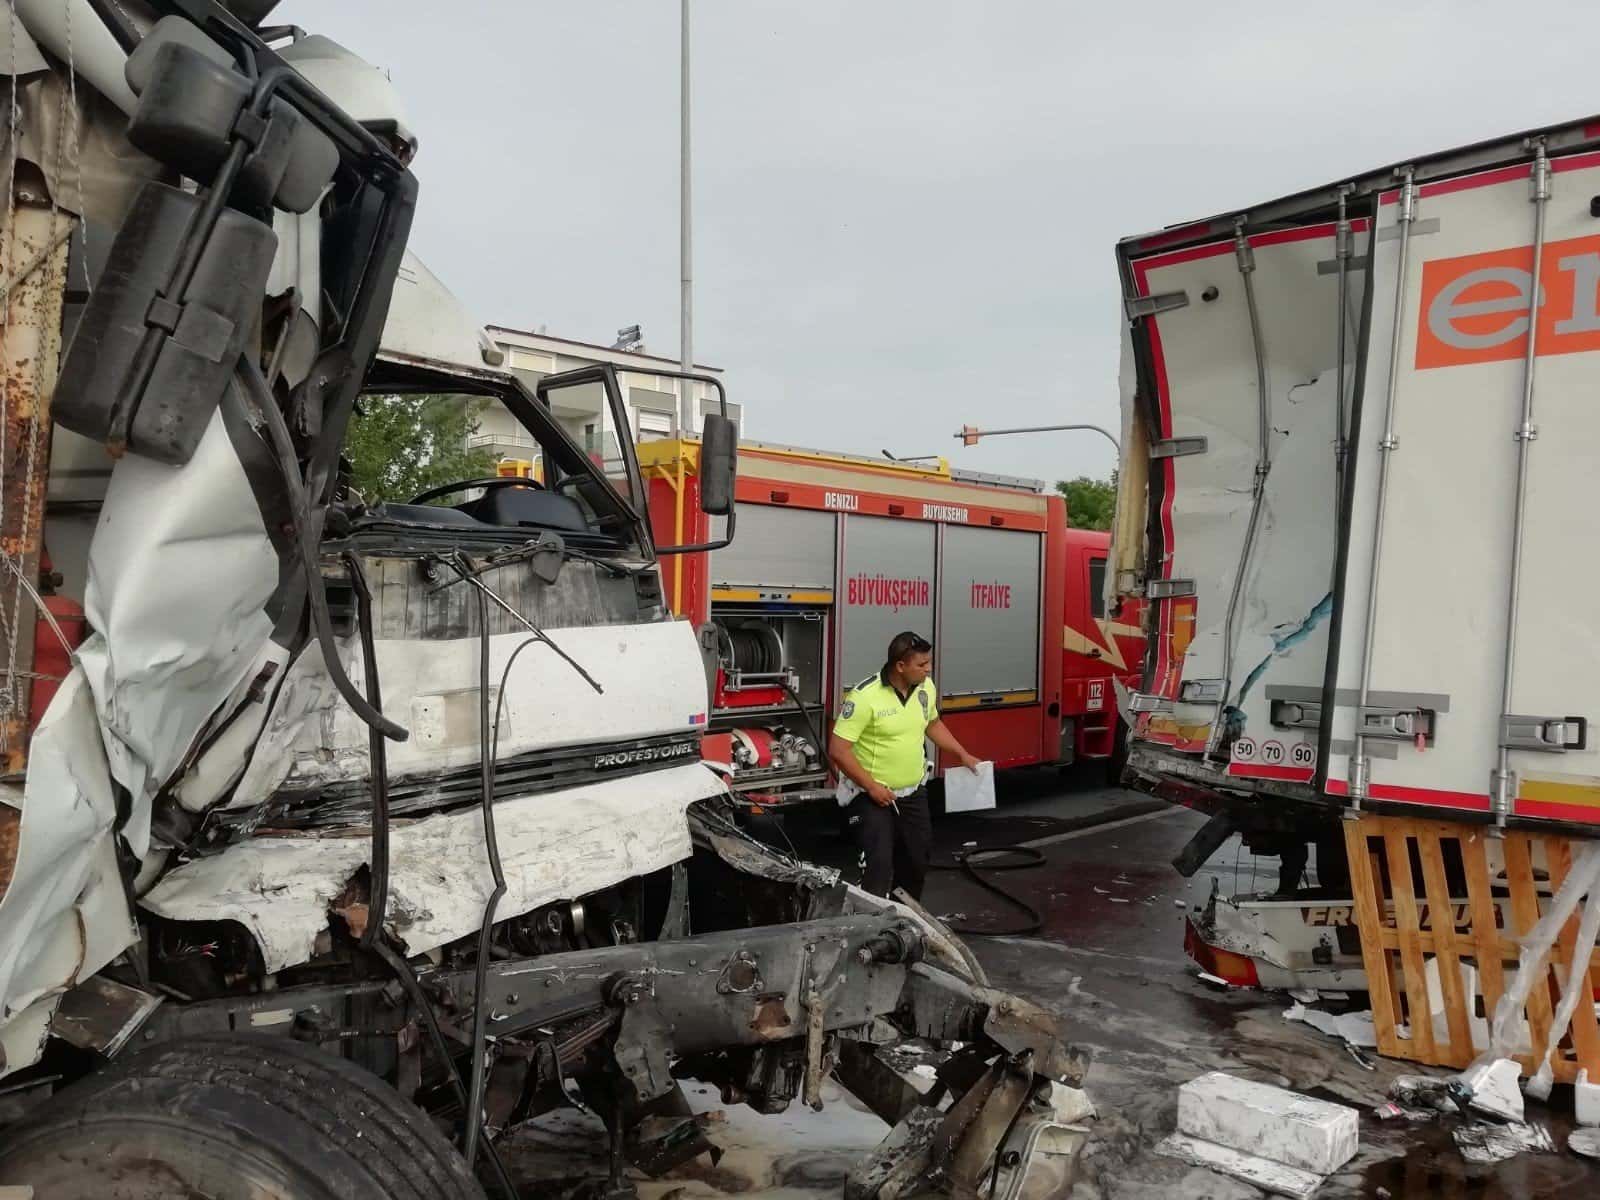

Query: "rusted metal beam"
(0, 195), (72, 779)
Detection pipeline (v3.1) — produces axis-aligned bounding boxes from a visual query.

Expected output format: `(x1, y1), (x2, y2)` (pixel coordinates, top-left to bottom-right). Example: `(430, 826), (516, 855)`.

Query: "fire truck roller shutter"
(710, 503), (836, 591)
(939, 526), (1042, 698)
(838, 515), (936, 688)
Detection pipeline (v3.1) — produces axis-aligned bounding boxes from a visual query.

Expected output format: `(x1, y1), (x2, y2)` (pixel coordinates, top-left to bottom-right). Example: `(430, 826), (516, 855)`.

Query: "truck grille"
(249, 732), (704, 831)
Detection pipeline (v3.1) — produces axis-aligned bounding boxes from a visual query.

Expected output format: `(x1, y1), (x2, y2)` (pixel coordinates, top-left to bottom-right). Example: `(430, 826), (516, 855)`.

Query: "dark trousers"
(848, 786), (932, 901)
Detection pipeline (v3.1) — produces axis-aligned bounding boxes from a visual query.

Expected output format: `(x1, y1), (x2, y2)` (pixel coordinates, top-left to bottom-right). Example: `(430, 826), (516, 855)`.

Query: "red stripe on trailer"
(1129, 256), (1178, 694)
(1227, 762), (1315, 783)
(1553, 149), (1600, 174)
(1325, 778), (1600, 825)
(1326, 777), (1493, 812)
(1516, 797), (1600, 826)
(1379, 152), (1600, 207)
(1134, 220), (1372, 272)
(1135, 221), (1217, 252)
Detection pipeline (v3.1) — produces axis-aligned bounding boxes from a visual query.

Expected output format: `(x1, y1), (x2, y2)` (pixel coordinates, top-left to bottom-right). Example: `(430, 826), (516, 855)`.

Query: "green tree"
(344, 393), (498, 503)
(1056, 473), (1117, 531)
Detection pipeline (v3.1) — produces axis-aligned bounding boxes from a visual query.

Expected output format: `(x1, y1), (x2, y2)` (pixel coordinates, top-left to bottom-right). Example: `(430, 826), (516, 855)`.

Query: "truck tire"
(0, 1032), (485, 1200)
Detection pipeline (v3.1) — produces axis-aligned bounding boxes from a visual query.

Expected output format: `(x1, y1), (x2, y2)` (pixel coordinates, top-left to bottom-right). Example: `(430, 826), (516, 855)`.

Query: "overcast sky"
(282, 1), (1600, 485)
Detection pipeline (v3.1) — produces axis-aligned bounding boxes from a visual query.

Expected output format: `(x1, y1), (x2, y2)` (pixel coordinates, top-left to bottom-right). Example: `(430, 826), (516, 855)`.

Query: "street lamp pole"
(678, 0), (694, 434)
(955, 423), (1120, 455)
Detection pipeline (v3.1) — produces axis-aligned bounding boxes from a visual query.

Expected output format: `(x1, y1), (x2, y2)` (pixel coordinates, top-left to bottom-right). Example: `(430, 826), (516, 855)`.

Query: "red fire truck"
(639, 438), (1143, 803)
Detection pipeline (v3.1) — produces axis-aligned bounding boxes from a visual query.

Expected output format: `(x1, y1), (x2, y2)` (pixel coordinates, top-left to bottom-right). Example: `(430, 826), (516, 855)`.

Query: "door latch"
(1359, 706), (1435, 743)
(1270, 698), (1322, 731)
(1500, 714), (1587, 753)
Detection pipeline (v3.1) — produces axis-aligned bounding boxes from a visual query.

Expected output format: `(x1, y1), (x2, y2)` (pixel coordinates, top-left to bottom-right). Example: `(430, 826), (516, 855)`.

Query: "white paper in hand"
(944, 761), (995, 813)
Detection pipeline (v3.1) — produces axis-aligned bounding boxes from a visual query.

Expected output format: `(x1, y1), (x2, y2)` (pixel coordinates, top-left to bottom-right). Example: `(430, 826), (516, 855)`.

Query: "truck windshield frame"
(356, 359), (653, 558)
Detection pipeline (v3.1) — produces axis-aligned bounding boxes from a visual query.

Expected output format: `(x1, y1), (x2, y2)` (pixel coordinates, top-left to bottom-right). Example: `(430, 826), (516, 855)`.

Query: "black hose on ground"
(930, 844), (1047, 938)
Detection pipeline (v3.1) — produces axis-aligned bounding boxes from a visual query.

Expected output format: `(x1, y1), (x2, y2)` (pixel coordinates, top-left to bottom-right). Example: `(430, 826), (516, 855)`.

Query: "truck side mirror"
(700, 413), (738, 515)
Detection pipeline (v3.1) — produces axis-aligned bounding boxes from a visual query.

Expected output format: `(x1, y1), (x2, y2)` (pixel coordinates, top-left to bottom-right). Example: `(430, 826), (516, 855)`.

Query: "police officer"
(828, 631), (980, 900)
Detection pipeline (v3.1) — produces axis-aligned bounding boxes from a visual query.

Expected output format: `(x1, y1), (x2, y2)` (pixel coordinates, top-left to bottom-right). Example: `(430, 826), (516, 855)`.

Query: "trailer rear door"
(1331, 150), (1600, 826)
(1123, 220), (1369, 781)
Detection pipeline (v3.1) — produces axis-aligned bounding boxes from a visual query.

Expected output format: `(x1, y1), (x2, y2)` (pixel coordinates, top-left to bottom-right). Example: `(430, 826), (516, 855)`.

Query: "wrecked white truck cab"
(0, 5), (1088, 1197)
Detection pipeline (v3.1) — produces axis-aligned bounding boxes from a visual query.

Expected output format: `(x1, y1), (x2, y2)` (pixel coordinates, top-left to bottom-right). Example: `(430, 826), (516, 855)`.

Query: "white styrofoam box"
(1176, 1072), (1358, 1175)
(1577, 1069), (1600, 1128)
(1156, 1133), (1323, 1200)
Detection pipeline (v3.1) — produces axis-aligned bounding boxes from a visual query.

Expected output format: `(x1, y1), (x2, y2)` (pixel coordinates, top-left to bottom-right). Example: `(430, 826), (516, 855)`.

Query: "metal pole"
(1349, 168), (1417, 807)
(678, 0), (694, 435)
(953, 423), (1120, 455)
(1491, 139), (1551, 828)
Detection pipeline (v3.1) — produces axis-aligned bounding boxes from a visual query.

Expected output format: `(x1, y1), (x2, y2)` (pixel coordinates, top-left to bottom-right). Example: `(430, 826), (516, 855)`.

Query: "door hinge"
(1125, 290), (1189, 320)
(1146, 578), (1196, 600)
(1150, 436), (1208, 459)
(1500, 714), (1587, 753)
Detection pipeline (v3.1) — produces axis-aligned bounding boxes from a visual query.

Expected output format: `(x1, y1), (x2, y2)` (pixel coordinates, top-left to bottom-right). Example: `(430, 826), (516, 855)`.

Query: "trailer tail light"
(888, 503), (905, 516)
(989, 515), (1005, 526)
(769, 490), (789, 504)
(1183, 918), (1260, 988)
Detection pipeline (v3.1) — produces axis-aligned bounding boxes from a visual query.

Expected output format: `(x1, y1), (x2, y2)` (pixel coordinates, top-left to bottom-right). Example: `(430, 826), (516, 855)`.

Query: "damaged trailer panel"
(1114, 114), (1600, 840)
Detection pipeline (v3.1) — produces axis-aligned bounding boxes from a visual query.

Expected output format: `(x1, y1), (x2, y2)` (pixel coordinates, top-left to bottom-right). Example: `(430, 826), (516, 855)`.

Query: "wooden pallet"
(1343, 813), (1600, 1082)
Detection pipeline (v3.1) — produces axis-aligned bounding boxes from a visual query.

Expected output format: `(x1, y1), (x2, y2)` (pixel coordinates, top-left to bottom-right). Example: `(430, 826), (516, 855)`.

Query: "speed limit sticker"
(1228, 735), (1316, 780)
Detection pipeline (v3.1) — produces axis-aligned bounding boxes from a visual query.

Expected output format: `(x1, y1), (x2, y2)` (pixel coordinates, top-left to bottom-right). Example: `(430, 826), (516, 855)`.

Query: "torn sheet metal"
(0, 672), (137, 1077)
(1121, 225), (1368, 775)
(143, 762), (729, 972)
(78, 403), (279, 855)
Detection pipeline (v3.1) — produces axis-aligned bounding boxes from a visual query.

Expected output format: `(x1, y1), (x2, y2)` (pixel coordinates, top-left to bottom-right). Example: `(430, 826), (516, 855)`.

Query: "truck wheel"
(0, 1032), (485, 1200)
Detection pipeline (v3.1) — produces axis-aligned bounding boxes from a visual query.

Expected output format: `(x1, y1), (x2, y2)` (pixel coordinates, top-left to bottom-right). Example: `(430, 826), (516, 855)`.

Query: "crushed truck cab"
(0, 4), (1087, 1197)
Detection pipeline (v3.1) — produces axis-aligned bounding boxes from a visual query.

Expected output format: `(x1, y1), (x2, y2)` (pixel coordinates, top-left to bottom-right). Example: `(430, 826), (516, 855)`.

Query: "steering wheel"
(407, 476), (544, 506)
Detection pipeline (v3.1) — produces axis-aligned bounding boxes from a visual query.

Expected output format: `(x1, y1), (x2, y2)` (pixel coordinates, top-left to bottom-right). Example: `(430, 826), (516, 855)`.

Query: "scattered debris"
(1569, 1127), (1600, 1160)
(1458, 1058), (1525, 1123)
(1389, 1075), (1465, 1116)
(1452, 1120), (1555, 1164)
(1197, 971), (1230, 988)
(1283, 1002), (1377, 1049)
(1175, 1072), (1358, 1176)
(1343, 1044), (1376, 1072)
(1156, 1132), (1324, 1200)
(1576, 1068), (1599, 1128)
(1174, 899), (1187, 909)
(1110, 897), (1131, 904)
(1288, 988), (1320, 1004)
